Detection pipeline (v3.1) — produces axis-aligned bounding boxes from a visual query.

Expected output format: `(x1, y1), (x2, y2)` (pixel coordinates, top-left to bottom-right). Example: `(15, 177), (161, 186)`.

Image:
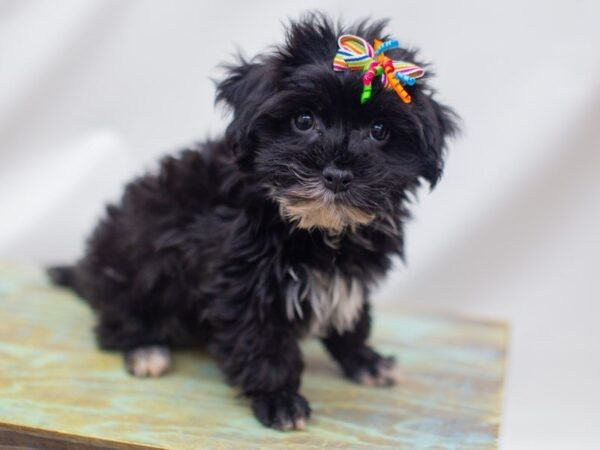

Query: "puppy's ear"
(216, 60), (274, 170)
(415, 94), (458, 187)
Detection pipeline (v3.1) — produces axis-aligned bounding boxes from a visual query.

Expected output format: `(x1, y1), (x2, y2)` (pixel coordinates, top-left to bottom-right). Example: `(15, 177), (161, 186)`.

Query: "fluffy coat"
(49, 14), (457, 430)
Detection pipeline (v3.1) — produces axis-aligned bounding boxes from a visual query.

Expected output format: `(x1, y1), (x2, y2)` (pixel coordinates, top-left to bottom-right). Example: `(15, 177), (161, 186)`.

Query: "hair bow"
(332, 34), (424, 104)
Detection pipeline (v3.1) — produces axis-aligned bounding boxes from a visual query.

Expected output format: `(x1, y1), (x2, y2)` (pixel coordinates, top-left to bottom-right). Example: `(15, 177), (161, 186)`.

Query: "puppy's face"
(218, 17), (456, 232)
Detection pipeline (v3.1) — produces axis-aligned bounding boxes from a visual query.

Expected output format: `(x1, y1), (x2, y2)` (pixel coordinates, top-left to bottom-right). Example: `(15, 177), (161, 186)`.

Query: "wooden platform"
(0, 263), (507, 449)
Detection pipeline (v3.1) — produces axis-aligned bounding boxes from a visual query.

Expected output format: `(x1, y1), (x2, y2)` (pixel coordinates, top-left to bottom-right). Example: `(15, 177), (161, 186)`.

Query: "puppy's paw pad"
(251, 391), (311, 431)
(124, 346), (171, 378)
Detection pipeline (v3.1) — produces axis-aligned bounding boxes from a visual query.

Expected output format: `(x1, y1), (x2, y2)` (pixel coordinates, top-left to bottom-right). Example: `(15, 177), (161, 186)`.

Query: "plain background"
(1, 1), (599, 448)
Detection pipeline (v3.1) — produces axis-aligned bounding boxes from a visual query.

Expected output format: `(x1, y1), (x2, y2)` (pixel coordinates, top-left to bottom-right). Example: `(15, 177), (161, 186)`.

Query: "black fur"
(49, 13), (456, 430)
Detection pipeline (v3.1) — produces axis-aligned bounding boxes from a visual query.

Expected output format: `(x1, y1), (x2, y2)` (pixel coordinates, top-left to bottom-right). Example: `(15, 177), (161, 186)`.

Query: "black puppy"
(49, 14), (456, 430)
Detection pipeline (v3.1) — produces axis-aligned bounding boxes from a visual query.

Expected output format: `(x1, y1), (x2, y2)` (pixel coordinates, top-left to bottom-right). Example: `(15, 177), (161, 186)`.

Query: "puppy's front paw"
(251, 391), (311, 431)
(340, 346), (400, 387)
(124, 345), (171, 378)
(354, 355), (400, 386)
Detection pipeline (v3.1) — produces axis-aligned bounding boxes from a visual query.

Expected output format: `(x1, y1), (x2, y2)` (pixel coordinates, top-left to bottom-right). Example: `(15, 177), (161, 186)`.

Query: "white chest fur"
(286, 268), (365, 336)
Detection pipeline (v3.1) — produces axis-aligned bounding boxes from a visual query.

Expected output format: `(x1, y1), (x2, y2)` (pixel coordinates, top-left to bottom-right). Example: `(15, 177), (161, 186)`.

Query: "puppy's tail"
(47, 265), (77, 289)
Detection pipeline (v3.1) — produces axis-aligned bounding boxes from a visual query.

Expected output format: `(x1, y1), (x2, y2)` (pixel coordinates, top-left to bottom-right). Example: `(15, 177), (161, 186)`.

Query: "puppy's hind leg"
(124, 345), (172, 378)
(95, 315), (173, 378)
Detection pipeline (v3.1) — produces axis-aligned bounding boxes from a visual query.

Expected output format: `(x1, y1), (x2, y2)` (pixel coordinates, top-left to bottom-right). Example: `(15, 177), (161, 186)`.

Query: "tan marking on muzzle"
(277, 197), (374, 232)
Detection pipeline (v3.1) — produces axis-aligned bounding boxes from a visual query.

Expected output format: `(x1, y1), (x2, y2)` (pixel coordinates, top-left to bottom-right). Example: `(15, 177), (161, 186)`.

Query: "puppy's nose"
(322, 166), (353, 193)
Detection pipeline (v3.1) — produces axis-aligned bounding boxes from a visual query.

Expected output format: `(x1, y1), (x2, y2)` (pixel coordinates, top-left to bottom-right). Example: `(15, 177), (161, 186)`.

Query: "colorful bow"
(332, 34), (424, 104)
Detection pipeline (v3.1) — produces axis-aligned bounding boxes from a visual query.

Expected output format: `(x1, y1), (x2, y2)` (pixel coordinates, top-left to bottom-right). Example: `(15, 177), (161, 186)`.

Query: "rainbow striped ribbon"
(333, 34), (425, 104)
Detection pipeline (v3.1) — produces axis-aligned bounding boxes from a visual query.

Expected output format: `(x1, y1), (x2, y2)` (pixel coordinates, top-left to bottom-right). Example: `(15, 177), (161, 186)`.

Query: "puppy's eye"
(293, 111), (315, 132)
(370, 122), (388, 141)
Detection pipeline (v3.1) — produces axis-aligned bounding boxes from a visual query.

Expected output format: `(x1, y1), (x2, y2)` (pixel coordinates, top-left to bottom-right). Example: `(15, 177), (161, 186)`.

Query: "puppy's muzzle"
(274, 174), (374, 232)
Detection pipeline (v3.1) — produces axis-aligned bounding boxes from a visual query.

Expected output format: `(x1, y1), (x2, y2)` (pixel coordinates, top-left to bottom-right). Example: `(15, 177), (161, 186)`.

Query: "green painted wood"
(0, 263), (507, 449)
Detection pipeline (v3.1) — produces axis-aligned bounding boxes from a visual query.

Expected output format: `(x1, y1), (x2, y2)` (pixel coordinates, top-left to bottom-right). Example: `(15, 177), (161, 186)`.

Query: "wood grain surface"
(0, 263), (507, 449)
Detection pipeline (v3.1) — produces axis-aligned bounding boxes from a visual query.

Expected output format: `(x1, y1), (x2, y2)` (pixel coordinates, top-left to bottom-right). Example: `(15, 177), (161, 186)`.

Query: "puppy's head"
(217, 13), (457, 233)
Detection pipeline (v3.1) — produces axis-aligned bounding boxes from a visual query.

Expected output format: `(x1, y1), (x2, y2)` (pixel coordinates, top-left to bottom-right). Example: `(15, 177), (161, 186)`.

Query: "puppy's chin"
(274, 185), (375, 233)
(279, 198), (374, 232)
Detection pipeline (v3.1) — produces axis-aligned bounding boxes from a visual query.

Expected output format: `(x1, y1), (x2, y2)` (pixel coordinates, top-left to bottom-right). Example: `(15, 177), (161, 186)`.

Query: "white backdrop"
(1, 1), (599, 448)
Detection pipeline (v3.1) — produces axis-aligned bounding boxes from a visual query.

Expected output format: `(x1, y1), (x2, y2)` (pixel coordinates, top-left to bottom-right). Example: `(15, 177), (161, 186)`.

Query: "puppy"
(49, 14), (456, 430)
